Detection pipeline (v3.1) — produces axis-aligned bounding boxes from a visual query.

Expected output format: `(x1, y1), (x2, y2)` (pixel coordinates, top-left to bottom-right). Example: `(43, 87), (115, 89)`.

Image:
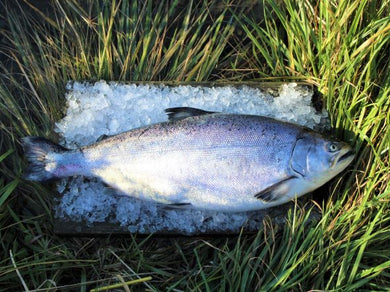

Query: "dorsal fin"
(96, 134), (111, 142)
(165, 107), (215, 121)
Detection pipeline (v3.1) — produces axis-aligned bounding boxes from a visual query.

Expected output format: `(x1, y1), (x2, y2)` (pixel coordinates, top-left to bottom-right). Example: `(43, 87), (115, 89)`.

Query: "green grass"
(0, 0), (389, 290)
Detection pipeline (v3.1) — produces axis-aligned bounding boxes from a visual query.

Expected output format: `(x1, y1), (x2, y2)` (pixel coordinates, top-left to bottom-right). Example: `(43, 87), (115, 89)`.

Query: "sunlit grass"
(0, 0), (239, 290)
(0, 0), (389, 290)
(234, 0), (390, 289)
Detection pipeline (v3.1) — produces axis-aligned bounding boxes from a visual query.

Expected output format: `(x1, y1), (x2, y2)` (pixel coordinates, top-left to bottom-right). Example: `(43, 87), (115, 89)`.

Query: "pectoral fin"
(165, 107), (215, 121)
(255, 176), (297, 202)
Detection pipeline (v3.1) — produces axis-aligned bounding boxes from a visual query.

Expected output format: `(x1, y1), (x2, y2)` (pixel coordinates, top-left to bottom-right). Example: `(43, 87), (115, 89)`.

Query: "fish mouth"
(338, 150), (355, 162)
(331, 147), (355, 168)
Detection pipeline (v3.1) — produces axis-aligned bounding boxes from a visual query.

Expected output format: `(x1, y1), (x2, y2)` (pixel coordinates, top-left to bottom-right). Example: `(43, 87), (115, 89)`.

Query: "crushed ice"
(54, 81), (328, 234)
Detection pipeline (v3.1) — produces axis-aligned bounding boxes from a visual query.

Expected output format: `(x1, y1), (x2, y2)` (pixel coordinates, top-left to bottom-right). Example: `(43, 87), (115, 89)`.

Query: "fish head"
(291, 131), (355, 188)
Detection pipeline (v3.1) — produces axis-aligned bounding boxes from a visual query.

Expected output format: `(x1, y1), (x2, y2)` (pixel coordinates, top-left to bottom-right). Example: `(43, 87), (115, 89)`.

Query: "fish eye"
(328, 143), (339, 152)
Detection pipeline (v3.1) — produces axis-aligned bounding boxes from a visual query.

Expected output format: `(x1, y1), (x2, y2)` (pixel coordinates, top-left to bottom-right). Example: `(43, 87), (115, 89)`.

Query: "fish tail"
(22, 136), (70, 182)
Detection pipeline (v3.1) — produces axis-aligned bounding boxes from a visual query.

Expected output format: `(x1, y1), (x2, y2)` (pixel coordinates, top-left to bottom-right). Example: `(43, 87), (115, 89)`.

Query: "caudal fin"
(22, 136), (69, 182)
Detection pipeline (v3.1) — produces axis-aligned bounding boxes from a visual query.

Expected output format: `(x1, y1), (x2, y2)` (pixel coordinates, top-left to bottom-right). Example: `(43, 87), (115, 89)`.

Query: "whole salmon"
(22, 107), (354, 212)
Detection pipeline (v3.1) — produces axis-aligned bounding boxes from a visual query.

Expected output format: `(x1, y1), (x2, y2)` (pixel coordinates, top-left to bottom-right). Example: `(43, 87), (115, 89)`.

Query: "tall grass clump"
(231, 0), (390, 289)
(0, 0), (389, 290)
(0, 0), (238, 290)
(7, 0), (235, 83)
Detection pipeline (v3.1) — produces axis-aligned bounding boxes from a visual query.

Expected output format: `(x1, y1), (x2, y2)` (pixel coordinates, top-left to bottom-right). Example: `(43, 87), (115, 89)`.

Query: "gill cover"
(290, 137), (312, 177)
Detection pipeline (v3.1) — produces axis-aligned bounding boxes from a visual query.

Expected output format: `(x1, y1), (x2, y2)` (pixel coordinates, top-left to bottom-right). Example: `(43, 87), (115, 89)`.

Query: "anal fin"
(255, 176), (297, 202)
(164, 202), (193, 210)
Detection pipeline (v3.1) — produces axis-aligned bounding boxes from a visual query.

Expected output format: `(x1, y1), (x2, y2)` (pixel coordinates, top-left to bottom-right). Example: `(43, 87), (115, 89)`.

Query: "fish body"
(22, 108), (354, 212)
